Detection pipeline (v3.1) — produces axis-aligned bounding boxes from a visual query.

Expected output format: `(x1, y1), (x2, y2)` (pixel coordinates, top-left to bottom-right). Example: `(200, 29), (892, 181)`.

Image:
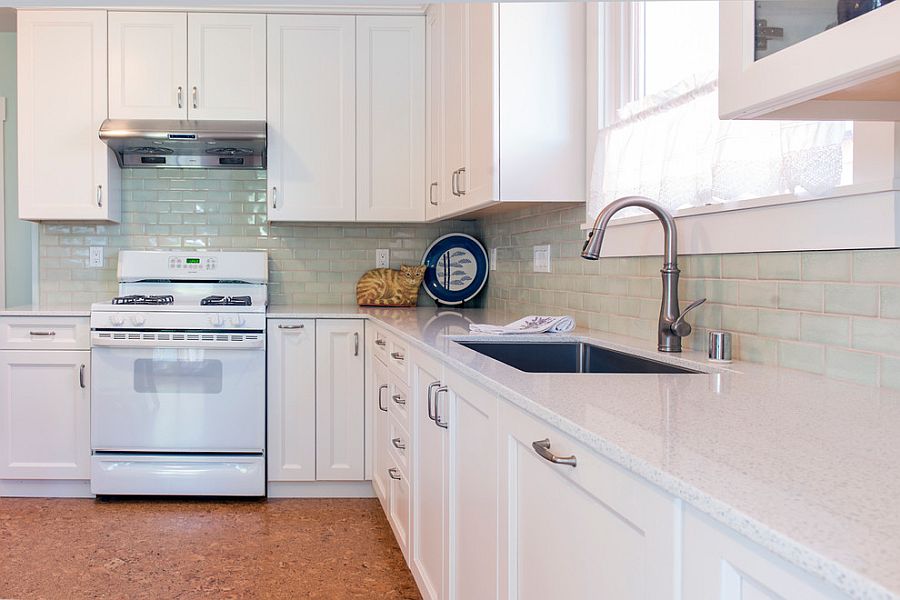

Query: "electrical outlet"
(375, 249), (390, 269)
(89, 246), (104, 268)
(533, 245), (551, 273)
(490, 248), (497, 271)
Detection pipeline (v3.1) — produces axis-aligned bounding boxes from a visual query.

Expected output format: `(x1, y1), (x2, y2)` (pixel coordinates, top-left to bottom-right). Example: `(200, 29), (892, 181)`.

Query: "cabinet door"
(0, 350), (90, 480)
(462, 3), (497, 208)
(315, 319), (365, 480)
(425, 6), (445, 221)
(267, 320), (316, 482)
(267, 15), (356, 222)
(108, 12), (188, 120)
(187, 13), (266, 120)
(411, 351), (447, 600)
(682, 507), (846, 600)
(17, 10), (120, 222)
(441, 3), (467, 216)
(499, 403), (679, 600)
(372, 357), (392, 507)
(447, 372), (499, 600)
(356, 16), (426, 223)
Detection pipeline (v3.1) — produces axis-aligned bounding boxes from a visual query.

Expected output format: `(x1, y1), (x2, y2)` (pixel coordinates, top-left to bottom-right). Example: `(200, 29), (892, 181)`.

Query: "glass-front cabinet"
(719, 0), (900, 120)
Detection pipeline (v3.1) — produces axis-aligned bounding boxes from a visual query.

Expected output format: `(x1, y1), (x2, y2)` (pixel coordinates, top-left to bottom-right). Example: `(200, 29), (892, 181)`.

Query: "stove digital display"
(185, 258), (201, 264)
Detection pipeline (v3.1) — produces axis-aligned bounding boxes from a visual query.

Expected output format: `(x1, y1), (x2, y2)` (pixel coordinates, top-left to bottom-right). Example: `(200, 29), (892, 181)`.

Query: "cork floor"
(0, 497), (421, 600)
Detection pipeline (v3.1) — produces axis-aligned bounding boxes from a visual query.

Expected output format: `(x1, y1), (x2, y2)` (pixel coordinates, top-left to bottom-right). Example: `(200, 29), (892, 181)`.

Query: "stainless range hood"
(99, 119), (266, 169)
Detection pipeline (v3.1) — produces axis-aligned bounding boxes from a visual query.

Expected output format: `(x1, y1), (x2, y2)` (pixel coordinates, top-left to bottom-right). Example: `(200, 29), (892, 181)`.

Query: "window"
(588, 1), (853, 224)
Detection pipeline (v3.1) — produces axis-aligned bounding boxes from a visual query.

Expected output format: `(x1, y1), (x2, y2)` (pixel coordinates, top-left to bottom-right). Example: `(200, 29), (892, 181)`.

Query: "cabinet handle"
(278, 324), (305, 330)
(532, 438), (577, 468)
(434, 386), (449, 429)
(271, 186), (278, 209)
(377, 384), (388, 412)
(388, 467), (401, 480)
(392, 393), (406, 406)
(79, 364), (86, 389)
(391, 437), (406, 451)
(451, 170), (459, 196)
(96, 185), (103, 208)
(426, 381), (441, 422)
(354, 332), (360, 356)
(29, 330), (56, 336)
(192, 86), (198, 109)
(457, 167), (467, 195)
(390, 351), (405, 361)
(177, 86), (184, 108)
(375, 338), (387, 347)
(429, 181), (439, 206)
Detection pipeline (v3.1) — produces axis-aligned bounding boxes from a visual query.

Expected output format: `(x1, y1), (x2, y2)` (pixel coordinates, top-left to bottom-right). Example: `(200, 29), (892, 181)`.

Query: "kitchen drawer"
(0, 317), (90, 350)
(387, 416), (411, 476)
(389, 375), (410, 429)
(387, 336), (410, 383)
(372, 326), (391, 365)
(388, 461), (411, 559)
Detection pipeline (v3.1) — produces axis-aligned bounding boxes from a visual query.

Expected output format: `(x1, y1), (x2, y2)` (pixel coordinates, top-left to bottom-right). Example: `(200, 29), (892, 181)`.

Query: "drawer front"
(387, 337), (410, 383)
(389, 464), (411, 558)
(387, 416), (410, 475)
(389, 375), (410, 429)
(372, 326), (391, 365)
(0, 317), (90, 350)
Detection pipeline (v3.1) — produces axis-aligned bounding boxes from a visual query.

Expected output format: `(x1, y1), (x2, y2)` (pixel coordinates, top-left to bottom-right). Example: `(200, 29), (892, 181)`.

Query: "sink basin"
(456, 341), (700, 374)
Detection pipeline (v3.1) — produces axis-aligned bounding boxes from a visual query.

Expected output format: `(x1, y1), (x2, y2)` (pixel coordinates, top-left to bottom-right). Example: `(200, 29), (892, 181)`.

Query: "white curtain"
(588, 73), (852, 221)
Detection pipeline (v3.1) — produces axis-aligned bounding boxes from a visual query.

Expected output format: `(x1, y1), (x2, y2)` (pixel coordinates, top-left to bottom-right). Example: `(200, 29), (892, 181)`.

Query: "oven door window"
(133, 354), (224, 395)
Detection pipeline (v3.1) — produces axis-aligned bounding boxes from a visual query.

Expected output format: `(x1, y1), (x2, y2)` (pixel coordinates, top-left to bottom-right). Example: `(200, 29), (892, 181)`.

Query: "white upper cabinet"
(17, 10), (120, 222)
(187, 13), (267, 120)
(719, 1), (900, 120)
(108, 12), (188, 120)
(267, 15), (356, 222)
(356, 16), (426, 223)
(425, 6), (445, 221)
(109, 12), (265, 120)
(427, 2), (586, 221)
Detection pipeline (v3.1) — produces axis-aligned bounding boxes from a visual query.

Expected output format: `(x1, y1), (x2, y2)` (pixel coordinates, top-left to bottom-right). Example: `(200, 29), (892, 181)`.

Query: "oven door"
(91, 345), (265, 453)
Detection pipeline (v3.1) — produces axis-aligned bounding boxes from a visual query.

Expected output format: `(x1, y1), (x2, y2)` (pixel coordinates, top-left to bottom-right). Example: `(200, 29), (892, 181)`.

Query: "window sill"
(580, 180), (900, 256)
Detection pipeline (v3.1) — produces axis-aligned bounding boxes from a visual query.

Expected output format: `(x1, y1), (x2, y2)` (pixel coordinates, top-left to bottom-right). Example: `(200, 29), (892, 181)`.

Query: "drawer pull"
(392, 393), (406, 406)
(532, 439), (577, 467)
(29, 331), (56, 336)
(388, 467), (401, 480)
(391, 437), (406, 451)
(390, 351), (405, 361)
(79, 364), (86, 389)
(377, 384), (388, 412)
(375, 338), (387, 347)
(278, 324), (305, 330)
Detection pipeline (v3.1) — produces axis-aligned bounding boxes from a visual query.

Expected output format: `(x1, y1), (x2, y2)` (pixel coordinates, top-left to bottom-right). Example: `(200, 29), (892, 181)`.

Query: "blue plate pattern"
(421, 234), (489, 305)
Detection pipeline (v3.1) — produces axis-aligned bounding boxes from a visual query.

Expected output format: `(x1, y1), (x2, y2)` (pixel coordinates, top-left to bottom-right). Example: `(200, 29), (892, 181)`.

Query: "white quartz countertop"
(6, 302), (898, 597)
(0, 304), (93, 317)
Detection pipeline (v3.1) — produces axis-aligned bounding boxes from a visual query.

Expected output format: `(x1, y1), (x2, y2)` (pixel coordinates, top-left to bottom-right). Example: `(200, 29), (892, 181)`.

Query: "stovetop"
(112, 294), (176, 306)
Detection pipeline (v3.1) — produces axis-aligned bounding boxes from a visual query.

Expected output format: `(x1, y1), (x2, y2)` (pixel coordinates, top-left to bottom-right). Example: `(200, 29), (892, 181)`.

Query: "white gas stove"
(89, 250), (269, 497)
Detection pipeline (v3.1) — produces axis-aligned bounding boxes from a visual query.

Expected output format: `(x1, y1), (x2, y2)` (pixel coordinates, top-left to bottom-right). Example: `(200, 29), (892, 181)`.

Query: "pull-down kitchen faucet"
(582, 196), (705, 353)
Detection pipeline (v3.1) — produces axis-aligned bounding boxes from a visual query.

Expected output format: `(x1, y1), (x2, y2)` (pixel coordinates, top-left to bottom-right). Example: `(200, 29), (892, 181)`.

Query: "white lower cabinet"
(410, 350), (448, 600)
(0, 347), (90, 480)
(498, 401), (679, 600)
(682, 507), (847, 600)
(267, 319), (317, 482)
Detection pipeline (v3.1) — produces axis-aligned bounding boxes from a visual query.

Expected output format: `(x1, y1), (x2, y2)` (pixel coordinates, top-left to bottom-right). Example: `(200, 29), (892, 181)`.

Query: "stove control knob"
(229, 315), (246, 327)
(130, 314), (146, 327)
(209, 314), (225, 327)
(110, 313), (125, 327)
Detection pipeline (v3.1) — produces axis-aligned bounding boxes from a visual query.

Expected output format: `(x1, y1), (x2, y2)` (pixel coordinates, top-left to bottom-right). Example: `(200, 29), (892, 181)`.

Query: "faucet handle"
(671, 298), (707, 338)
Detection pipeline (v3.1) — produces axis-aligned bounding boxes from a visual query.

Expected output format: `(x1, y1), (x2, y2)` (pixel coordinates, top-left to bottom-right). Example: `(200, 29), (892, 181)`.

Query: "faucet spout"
(581, 196), (703, 352)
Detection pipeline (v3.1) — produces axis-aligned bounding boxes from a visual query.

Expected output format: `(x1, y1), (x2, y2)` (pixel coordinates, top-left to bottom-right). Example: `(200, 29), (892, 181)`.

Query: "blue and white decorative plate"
(421, 233), (489, 306)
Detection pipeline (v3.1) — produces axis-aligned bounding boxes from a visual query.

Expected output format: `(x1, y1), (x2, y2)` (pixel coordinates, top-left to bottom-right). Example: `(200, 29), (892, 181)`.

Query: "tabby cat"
(356, 265), (427, 307)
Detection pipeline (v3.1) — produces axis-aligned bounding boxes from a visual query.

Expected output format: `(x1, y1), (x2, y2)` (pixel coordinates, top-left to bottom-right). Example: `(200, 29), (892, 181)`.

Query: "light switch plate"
(533, 245), (551, 273)
(375, 249), (390, 269)
(89, 246), (104, 268)
(490, 248), (497, 271)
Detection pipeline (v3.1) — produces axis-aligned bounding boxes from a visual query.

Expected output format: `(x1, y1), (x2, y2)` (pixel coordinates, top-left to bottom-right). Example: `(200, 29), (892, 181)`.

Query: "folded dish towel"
(469, 315), (576, 335)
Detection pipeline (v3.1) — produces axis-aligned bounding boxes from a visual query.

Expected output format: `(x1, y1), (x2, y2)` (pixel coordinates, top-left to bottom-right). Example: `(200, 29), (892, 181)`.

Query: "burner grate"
(200, 295), (252, 307)
(112, 294), (175, 305)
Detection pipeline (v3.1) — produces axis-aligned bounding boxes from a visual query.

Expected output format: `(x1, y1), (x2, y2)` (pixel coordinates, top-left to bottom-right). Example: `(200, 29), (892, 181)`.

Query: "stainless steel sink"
(456, 341), (700, 374)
